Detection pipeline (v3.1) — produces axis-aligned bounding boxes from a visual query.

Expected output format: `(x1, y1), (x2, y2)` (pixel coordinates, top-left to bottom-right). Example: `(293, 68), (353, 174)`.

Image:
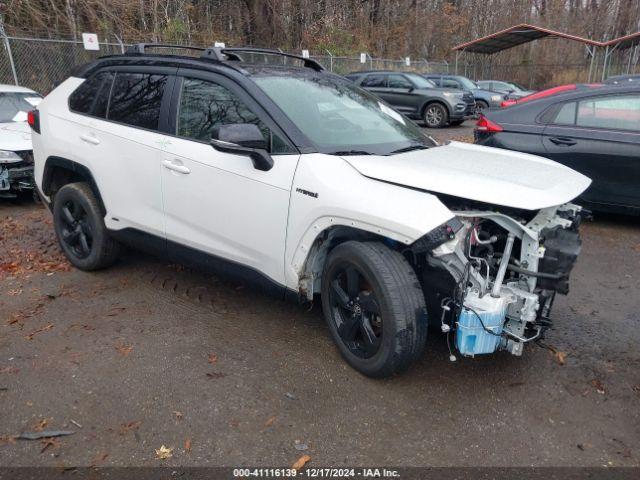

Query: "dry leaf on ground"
(184, 438), (192, 453)
(208, 353), (218, 364)
(173, 411), (183, 420)
(591, 379), (606, 395)
(118, 420), (141, 435)
(24, 324), (54, 340)
(155, 445), (173, 460)
(292, 454), (311, 470)
(264, 416), (276, 427)
(115, 343), (133, 357)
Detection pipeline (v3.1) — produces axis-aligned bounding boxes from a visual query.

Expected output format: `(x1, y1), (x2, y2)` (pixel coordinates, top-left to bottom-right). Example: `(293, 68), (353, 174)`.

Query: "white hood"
(343, 141), (591, 210)
(0, 122), (33, 152)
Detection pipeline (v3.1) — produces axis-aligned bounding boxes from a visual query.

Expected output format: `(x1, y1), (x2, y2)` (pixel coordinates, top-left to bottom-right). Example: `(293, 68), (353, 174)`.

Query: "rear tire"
(53, 182), (120, 271)
(423, 103), (449, 128)
(321, 241), (428, 378)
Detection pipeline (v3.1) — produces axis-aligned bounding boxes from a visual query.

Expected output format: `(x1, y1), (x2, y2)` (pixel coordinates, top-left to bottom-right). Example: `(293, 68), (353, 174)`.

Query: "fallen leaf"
(591, 379), (606, 395)
(155, 445), (173, 460)
(33, 418), (49, 432)
(264, 416), (276, 427)
(184, 438), (192, 453)
(0, 366), (19, 375)
(292, 454), (311, 470)
(40, 437), (59, 453)
(24, 324), (54, 340)
(118, 421), (141, 435)
(90, 452), (109, 467)
(208, 353), (218, 364)
(206, 371), (226, 379)
(173, 411), (183, 420)
(8, 288), (22, 296)
(115, 343), (133, 357)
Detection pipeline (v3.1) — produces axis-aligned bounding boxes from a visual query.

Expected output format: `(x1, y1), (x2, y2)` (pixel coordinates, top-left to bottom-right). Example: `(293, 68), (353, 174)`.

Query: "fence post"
(1, 26), (19, 85)
(325, 49), (333, 72)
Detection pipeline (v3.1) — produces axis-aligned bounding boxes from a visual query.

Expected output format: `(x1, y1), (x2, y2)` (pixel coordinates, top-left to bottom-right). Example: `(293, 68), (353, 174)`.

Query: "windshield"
(253, 74), (436, 155)
(457, 77), (479, 90)
(0, 92), (42, 123)
(405, 73), (436, 89)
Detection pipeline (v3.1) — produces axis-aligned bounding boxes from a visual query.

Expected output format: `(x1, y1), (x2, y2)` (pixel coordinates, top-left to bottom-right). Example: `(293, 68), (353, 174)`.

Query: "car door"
(385, 74), (420, 115)
(359, 74), (390, 101)
(542, 93), (640, 207)
(72, 68), (175, 237)
(160, 70), (300, 287)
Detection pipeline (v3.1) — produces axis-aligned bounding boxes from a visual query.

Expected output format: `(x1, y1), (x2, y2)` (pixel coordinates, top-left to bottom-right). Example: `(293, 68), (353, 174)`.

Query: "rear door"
(70, 67), (175, 237)
(359, 74), (389, 100)
(542, 93), (640, 208)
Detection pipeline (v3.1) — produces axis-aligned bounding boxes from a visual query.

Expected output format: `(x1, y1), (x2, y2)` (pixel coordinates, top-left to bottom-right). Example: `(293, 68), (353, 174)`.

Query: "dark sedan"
(474, 83), (640, 214)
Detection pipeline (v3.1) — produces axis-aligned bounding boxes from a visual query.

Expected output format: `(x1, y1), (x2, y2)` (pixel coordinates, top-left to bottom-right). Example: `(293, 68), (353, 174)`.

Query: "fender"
(284, 153), (455, 291)
(42, 156), (106, 214)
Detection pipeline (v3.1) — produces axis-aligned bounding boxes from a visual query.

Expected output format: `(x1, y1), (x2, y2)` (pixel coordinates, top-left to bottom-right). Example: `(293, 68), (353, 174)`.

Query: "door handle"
(549, 137), (577, 146)
(162, 159), (191, 174)
(79, 134), (100, 145)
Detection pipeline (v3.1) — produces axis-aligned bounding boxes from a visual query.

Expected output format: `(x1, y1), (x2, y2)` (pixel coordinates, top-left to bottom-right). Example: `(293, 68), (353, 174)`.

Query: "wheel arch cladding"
(43, 157), (106, 215)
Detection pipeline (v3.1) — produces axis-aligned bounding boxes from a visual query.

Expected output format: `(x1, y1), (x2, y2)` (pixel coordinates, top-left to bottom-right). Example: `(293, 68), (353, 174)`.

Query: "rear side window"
(577, 95), (640, 132)
(69, 72), (112, 115)
(361, 75), (386, 88)
(108, 73), (168, 130)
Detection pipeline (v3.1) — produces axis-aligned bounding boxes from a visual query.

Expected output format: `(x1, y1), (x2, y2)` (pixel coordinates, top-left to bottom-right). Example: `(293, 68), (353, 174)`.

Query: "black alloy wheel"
(328, 263), (383, 359)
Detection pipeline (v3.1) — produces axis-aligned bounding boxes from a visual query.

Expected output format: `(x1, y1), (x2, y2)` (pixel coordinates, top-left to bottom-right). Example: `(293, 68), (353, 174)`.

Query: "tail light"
(27, 109), (40, 134)
(475, 115), (503, 133)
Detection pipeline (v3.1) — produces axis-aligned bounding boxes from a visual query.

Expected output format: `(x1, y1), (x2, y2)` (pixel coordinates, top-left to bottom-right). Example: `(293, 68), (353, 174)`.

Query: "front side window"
(253, 73), (436, 155)
(177, 78), (293, 154)
(387, 75), (412, 89)
(0, 91), (42, 123)
(108, 73), (168, 130)
(577, 95), (640, 132)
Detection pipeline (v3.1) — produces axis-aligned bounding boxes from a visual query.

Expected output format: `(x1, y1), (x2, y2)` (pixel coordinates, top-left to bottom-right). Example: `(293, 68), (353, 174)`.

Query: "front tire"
(423, 103), (449, 128)
(53, 182), (120, 271)
(321, 241), (428, 378)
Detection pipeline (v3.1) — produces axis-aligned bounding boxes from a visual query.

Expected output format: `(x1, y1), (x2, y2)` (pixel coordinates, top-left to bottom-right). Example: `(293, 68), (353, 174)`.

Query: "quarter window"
(108, 73), (168, 130)
(553, 102), (576, 125)
(177, 78), (293, 153)
(69, 72), (112, 116)
(577, 95), (640, 132)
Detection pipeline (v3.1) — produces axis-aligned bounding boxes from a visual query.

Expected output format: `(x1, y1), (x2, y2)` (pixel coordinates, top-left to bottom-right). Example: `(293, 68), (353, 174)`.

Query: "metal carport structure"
(452, 24), (604, 83)
(601, 32), (640, 80)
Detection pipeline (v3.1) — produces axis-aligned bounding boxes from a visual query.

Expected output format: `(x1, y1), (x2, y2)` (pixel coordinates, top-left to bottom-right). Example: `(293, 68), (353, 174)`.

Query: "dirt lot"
(1, 122), (639, 468)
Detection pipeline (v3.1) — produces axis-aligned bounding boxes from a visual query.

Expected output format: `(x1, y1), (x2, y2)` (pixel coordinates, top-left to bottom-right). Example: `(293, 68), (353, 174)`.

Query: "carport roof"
(604, 31), (640, 50)
(453, 23), (602, 54)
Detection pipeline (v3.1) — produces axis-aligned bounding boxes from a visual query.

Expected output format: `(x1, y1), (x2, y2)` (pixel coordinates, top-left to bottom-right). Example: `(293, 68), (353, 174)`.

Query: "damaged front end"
(413, 201), (585, 358)
(0, 150), (35, 198)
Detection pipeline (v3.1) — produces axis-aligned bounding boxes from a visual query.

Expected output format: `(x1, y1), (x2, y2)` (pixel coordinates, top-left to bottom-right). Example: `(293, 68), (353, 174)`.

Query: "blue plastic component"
(456, 306), (506, 356)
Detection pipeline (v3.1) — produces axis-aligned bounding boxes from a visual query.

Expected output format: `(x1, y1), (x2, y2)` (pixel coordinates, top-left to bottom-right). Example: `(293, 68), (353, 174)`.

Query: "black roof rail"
(126, 43), (206, 55)
(201, 47), (325, 71)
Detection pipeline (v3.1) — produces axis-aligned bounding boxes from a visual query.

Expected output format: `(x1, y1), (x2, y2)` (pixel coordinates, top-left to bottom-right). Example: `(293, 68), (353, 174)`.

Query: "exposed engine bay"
(411, 200), (585, 358)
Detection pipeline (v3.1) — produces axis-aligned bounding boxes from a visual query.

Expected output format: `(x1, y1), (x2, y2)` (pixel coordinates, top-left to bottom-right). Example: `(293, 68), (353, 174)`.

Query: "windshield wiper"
(329, 150), (374, 156)
(386, 144), (429, 155)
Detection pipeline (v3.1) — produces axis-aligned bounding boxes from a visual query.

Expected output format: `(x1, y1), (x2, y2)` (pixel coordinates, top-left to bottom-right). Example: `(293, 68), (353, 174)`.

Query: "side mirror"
(210, 123), (274, 171)
(407, 86), (415, 92)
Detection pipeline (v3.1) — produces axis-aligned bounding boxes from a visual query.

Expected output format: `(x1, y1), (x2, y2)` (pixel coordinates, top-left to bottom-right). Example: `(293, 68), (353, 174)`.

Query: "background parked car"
(476, 80), (535, 99)
(423, 74), (506, 112)
(0, 84), (42, 199)
(474, 83), (640, 214)
(346, 70), (474, 127)
(605, 74), (640, 85)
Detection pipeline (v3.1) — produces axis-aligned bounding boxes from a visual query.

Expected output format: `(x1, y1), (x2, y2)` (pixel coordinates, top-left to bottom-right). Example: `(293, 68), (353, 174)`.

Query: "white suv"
(30, 46), (591, 377)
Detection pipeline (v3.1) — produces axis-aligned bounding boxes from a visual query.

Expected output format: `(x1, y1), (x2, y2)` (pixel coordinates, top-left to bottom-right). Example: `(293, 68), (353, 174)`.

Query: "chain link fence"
(1, 35), (453, 94)
(3, 35), (635, 94)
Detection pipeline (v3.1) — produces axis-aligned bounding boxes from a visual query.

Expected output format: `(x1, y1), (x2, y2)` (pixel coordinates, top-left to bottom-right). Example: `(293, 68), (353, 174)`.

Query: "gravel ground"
(1, 124), (639, 468)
